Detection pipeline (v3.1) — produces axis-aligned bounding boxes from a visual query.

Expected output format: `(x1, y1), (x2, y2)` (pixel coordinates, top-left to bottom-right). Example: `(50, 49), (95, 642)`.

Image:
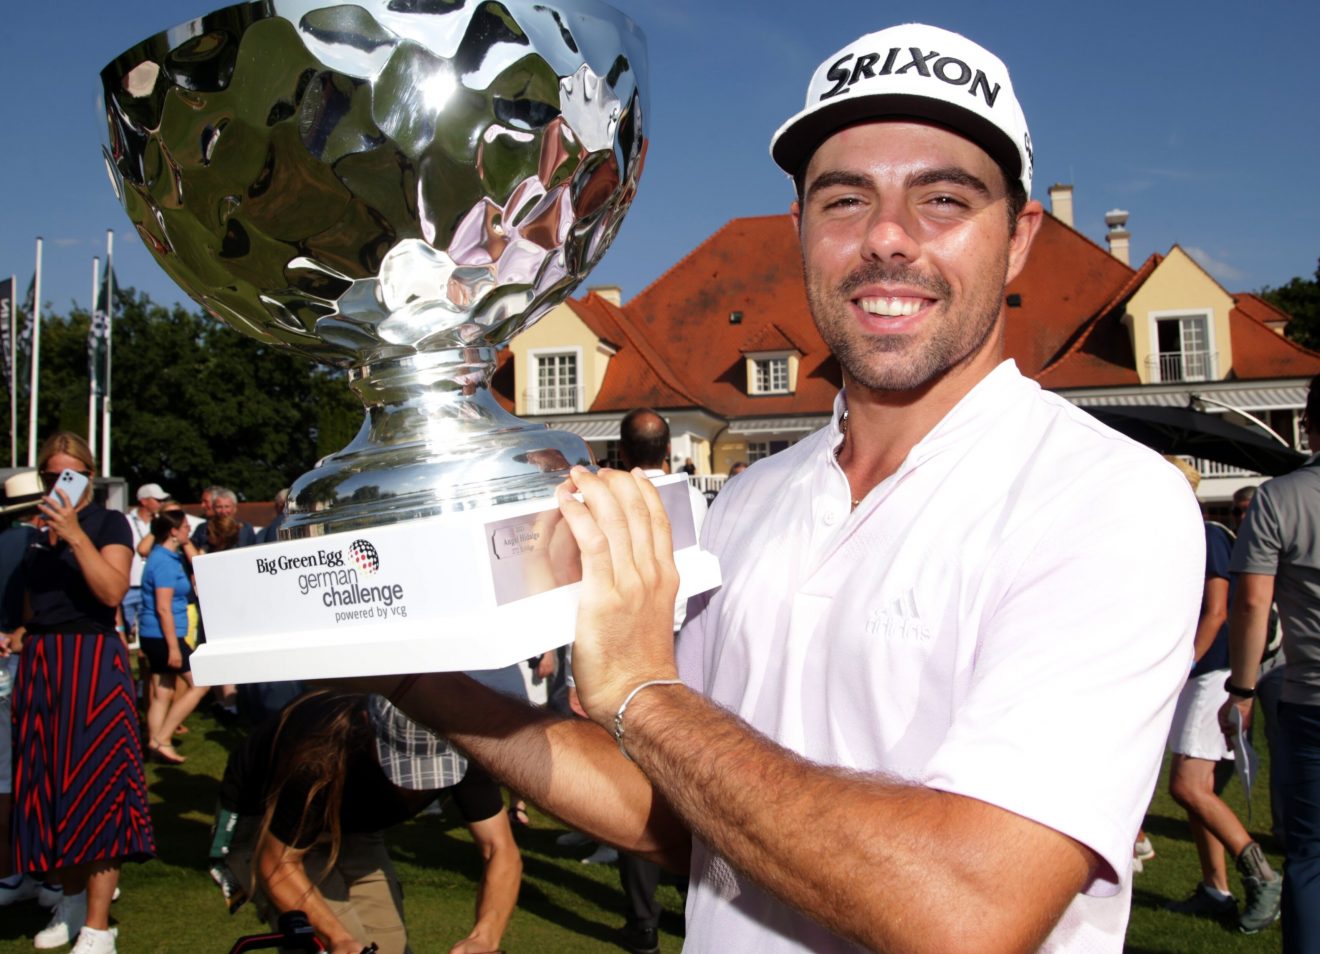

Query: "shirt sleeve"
(96, 510), (133, 550)
(1230, 487), (1282, 576)
(448, 762), (504, 823)
(1205, 524), (1233, 581)
(922, 457), (1203, 896)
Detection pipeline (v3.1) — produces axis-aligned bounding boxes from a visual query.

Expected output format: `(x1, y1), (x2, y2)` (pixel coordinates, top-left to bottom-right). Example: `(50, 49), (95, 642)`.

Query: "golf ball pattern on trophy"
(100, 0), (647, 368)
(348, 539), (381, 575)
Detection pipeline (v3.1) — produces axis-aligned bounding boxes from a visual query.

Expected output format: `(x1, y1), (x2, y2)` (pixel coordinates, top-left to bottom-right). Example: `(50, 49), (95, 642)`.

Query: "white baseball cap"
(137, 482), (169, 501)
(770, 24), (1033, 196)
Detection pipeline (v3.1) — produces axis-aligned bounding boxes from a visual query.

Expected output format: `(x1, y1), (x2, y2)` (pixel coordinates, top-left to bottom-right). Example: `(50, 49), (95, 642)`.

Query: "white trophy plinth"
(189, 475), (720, 686)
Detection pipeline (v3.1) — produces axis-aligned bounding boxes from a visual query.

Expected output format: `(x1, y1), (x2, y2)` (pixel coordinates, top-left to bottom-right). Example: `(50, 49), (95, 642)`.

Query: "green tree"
(1265, 258), (1320, 352)
(3, 289), (362, 501)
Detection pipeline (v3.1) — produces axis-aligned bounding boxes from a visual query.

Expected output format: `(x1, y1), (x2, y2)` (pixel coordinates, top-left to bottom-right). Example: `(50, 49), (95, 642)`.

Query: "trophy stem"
(282, 348), (593, 538)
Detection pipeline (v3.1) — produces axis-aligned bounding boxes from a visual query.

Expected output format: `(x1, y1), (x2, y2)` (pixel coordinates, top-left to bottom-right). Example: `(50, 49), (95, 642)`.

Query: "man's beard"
(805, 260), (1005, 393)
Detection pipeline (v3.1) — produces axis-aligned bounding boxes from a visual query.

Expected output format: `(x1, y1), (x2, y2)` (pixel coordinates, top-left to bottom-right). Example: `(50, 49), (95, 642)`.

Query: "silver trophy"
(100, 0), (647, 538)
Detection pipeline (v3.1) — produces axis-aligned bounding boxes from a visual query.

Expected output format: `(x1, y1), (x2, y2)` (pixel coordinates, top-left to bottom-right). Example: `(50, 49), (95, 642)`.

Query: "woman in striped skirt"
(10, 432), (155, 954)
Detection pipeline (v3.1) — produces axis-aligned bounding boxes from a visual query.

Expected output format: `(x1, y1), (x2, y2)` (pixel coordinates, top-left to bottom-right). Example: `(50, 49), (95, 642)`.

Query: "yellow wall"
(713, 438), (750, 474)
(508, 303), (608, 415)
(1128, 247), (1235, 384)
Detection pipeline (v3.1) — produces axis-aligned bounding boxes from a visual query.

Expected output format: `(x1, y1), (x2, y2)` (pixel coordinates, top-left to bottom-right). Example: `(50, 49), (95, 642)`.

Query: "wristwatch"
(1224, 677), (1255, 700)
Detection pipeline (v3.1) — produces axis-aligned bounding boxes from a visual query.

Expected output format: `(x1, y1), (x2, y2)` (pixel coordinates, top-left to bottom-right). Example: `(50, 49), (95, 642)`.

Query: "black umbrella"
(1083, 405), (1306, 477)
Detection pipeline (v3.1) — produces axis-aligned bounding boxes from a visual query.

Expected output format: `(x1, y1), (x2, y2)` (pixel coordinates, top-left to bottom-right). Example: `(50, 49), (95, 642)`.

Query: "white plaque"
(189, 475), (720, 686)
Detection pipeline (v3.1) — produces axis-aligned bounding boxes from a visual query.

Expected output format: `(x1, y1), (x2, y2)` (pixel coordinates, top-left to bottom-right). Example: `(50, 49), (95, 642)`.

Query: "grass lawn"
(0, 705), (1284, 953)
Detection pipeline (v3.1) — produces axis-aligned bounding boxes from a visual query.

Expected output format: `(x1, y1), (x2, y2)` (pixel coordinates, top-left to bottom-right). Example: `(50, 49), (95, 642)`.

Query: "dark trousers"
(619, 853), (662, 930)
(1278, 701), (1320, 953)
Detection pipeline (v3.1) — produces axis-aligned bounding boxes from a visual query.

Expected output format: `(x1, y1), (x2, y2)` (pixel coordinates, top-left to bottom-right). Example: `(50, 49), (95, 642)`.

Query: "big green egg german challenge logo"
(255, 539), (406, 622)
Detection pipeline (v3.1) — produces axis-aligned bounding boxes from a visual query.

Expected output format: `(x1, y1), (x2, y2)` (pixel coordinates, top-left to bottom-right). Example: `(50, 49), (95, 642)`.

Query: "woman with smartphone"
(9, 432), (155, 954)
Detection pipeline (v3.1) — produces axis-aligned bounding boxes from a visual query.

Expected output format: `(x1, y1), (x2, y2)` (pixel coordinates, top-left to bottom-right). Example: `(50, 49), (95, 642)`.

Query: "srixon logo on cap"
(820, 46), (1001, 108)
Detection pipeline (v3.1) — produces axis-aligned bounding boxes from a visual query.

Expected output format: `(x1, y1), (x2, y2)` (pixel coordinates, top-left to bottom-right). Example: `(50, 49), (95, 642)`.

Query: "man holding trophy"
(101, 6), (1203, 952)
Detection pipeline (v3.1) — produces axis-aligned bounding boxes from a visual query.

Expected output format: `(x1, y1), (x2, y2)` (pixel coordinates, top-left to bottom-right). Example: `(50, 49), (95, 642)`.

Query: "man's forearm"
(467, 832), (521, 949)
(621, 683), (1093, 954)
(394, 673), (689, 867)
(257, 841), (357, 950)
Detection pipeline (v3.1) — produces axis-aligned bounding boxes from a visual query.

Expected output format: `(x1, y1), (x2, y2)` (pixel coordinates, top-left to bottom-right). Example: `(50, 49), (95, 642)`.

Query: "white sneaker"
(1134, 836), (1155, 862)
(0, 875), (40, 906)
(34, 890), (87, 949)
(581, 845), (619, 865)
(70, 927), (116, 954)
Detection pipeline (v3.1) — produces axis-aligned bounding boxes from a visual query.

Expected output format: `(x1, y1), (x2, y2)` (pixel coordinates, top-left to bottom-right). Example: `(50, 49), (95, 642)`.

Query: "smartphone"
(46, 468), (90, 506)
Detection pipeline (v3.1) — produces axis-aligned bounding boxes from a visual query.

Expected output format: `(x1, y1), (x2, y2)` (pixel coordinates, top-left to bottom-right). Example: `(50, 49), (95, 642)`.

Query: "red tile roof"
(1227, 299), (1320, 379)
(596, 215), (841, 416)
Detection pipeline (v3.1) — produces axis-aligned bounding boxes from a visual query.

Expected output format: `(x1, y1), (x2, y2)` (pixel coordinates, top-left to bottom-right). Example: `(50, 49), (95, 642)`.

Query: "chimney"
(589, 284), (622, 305)
(1048, 184), (1074, 228)
(1104, 209), (1131, 266)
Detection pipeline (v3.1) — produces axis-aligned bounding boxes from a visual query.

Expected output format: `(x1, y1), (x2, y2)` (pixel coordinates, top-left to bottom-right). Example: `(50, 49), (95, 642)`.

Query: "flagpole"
(26, 238), (42, 467)
(7, 274), (15, 468)
(88, 255), (101, 456)
(101, 230), (115, 477)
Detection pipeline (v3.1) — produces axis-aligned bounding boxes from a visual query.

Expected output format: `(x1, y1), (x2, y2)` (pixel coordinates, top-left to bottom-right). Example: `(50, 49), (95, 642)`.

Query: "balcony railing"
(525, 385), (584, 413)
(1146, 350), (1217, 383)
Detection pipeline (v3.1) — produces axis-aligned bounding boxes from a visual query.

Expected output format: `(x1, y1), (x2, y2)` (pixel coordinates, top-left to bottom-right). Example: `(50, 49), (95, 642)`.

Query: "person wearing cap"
(121, 482), (169, 636)
(358, 24), (1203, 953)
(218, 690), (520, 954)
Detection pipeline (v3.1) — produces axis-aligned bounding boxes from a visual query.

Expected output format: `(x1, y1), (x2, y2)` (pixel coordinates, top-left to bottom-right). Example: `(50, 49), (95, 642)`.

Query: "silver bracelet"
(613, 679), (683, 762)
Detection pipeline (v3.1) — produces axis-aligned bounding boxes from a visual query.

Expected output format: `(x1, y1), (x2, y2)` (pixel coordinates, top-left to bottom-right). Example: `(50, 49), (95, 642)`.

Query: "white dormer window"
(754, 357), (790, 394)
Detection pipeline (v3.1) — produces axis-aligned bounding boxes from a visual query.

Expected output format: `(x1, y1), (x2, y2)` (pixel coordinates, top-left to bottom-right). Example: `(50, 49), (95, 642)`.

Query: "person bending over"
(218, 690), (520, 954)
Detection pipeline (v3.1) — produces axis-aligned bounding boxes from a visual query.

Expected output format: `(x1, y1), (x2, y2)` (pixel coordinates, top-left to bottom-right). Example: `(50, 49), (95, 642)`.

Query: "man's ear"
(1005, 199), (1044, 286)
(790, 200), (802, 233)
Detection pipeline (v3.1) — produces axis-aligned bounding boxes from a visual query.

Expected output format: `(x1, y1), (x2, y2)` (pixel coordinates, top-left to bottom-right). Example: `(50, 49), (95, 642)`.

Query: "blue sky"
(2, 0), (1317, 319)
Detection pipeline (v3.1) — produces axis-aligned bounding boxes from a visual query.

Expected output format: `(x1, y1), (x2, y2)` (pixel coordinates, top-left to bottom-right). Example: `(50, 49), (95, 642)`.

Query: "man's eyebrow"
(909, 167), (992, 196)
(804, 170), (873, 200)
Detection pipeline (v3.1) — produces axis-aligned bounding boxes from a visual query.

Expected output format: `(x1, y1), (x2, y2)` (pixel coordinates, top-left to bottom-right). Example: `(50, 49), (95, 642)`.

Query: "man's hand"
(555, 467), (680, 725)
(1218, 694), (1253, 738)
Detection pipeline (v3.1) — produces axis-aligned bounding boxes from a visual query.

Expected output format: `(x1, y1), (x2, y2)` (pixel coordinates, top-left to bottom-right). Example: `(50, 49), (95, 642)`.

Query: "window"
(1152, 314), (1215, 382)
(599, 439), (623, 470)
(748, 439), (794, 462)
(753, 357), (790, 395)
(535, 353), (579, 412)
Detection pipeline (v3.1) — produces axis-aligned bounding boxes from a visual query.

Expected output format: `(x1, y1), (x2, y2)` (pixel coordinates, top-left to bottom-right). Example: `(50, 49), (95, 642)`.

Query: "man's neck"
(135, 505), (151, 521)
(837, 346), (1002, 497)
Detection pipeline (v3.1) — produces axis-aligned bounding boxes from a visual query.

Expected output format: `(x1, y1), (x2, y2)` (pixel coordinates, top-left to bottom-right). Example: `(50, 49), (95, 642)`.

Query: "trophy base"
(189, 475), (720, 686)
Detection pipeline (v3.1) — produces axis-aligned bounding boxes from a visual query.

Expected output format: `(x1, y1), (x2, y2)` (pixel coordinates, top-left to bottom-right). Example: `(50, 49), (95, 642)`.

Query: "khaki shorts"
(227, 816), (410, 954)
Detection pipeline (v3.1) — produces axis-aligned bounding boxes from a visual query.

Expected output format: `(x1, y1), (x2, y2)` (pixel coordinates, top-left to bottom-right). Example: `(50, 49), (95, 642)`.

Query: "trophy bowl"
(100, 0), (647, 537)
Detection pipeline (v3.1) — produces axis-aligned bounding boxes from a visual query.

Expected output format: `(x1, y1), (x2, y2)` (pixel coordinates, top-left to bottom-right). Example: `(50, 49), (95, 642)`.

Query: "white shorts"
(1168, 668), (1232, 760)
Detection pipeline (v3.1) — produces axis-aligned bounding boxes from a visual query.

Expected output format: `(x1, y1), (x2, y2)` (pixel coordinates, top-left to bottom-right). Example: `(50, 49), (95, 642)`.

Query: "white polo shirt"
(676, 361), (1203, 953)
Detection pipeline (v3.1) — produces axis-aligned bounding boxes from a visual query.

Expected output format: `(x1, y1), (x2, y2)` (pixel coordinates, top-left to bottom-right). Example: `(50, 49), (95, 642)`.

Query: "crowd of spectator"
(0, 415), (1302, 953)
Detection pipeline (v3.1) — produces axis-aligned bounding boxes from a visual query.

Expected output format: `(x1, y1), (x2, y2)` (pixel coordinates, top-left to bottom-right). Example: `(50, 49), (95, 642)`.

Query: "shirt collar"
(826, 360), (1025, 469)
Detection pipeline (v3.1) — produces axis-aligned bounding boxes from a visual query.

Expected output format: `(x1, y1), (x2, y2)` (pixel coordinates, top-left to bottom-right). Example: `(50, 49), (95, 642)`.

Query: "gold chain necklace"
(833, 410), (862, 511)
